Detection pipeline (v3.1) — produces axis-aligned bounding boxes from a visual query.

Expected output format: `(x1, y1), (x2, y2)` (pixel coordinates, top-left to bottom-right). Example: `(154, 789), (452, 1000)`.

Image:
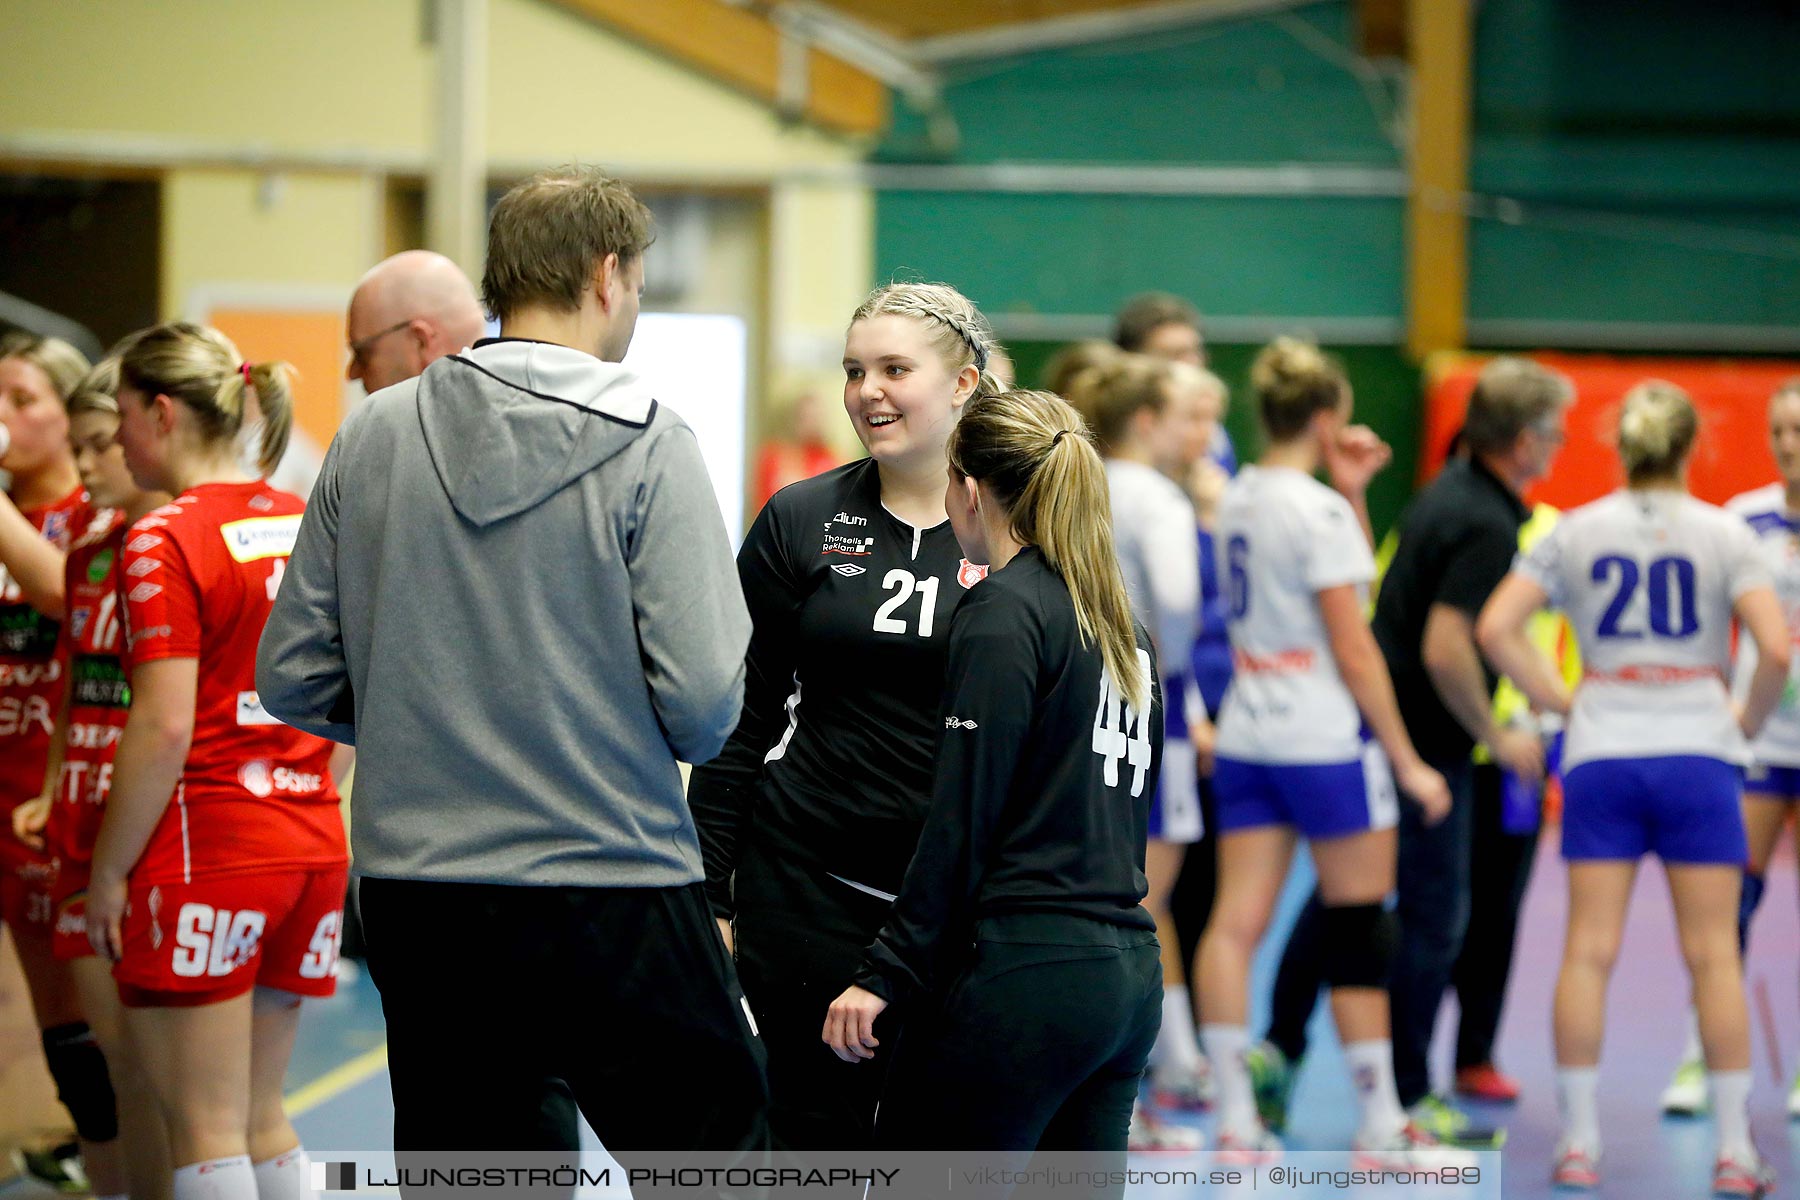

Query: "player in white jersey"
(1662, 377), (1800, 1119)
(1072, 352), (1208, 1150)
(1479, 381), (1789, 1199)
(1196, 339), (1455, 1167)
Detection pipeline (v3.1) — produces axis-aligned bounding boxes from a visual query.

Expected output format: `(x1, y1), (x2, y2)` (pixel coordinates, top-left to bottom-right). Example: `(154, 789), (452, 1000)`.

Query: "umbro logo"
(831, 564), (866, 577)
(945, 716), (979, 730)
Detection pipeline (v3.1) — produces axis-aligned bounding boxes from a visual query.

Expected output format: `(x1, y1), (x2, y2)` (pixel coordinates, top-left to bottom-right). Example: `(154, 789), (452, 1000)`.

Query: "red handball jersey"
(1, 486), (110, 870)
(121, 481), (345, 885)
(45, 515), (129, 872)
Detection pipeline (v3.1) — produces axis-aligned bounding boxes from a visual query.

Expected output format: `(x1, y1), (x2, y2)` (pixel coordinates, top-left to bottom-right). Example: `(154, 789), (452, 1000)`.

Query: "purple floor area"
(9, 832), (1793, 1200)
(1467, 831), (1800, 1199)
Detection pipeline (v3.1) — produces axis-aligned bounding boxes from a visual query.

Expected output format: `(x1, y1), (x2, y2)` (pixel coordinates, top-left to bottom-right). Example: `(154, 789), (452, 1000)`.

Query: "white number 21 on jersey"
(1092, 648), (1154, 795)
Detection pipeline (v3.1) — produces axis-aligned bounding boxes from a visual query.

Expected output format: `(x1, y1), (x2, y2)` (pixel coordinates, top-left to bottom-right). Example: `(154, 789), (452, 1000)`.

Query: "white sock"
(1153, 986), (1204, 1079)
(255, 1145), (314, 1200)
(174, 1156), (256, 1200)
(1344, 1039), (1408, 1146)
(1712, 1070), (1755, 1161)
(1203, 1023), (1256, 1136)
(1556, 1067), (1601, 1156)
(1682, 1009), (1704, 1063)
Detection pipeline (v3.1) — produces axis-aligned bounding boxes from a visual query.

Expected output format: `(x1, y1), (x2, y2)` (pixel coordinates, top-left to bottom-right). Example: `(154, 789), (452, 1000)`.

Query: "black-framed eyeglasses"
(347, 319), (417, 367)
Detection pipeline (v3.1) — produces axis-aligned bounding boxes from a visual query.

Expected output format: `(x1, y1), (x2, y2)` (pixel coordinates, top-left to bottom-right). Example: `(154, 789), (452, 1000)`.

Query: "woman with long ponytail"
(823, 390), (1163, 1176)
(85, 322), (348, 1200)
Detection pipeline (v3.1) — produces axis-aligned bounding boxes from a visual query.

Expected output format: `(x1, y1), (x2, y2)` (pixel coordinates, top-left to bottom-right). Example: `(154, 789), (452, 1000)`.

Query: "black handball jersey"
(689, 459), (987, 913)
(854, 547), (1162, 1000)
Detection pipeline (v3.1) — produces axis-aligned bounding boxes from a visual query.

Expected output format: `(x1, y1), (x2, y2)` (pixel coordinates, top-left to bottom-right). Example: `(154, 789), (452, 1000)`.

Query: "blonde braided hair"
(850, 282), (1006, 398)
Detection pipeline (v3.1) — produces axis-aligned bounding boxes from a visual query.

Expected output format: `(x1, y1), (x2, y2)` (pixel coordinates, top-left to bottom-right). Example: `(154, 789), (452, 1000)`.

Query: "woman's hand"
(1191, 719), (1217, 779)
(1325, 425), (1393, 497)
(85, 870), (128, 962)
(822, 985), (888, 1063)
(11, 793), (50, 851)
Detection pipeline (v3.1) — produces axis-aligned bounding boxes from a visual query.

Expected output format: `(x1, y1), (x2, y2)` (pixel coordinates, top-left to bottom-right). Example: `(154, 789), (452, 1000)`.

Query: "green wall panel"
(1009, 339), (1423, 537)
(875, 192), (1404, 323)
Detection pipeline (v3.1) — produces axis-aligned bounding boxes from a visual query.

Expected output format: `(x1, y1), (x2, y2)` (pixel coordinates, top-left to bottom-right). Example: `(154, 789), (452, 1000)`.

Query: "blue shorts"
(1743, 762), (1800, 803)
(1562, 756), (1747, 865)
(1149, 738), (1202, 844)
(1213, 742), (1399, 840)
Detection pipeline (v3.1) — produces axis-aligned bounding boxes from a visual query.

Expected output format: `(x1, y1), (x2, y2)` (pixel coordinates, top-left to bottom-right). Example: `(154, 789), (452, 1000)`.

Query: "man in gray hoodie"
(257, 165), (766, 1157)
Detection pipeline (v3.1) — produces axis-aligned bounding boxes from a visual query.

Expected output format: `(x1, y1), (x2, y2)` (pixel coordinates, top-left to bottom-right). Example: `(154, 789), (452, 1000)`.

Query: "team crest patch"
(957, 559), (989, 589)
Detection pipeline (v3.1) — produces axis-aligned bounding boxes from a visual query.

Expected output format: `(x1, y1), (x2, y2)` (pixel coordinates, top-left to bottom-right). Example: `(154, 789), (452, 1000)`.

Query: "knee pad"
(41, 1022), (118, 1143)
(1320, 903), (1399, 991)
(1738, 872), (1767, 955)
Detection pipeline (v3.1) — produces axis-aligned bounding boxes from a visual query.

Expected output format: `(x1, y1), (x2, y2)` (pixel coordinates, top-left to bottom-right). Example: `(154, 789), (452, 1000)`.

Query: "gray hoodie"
(256, 340), (750, 887)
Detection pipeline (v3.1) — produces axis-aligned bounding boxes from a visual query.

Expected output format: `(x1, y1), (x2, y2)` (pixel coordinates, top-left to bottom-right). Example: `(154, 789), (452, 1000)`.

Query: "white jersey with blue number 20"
(1518, 489), (1770, 772)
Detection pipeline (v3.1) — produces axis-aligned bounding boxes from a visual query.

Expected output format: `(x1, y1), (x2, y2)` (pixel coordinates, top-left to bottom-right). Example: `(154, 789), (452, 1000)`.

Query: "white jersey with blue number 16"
(1213, 465), (1376, 765)
(1517, 489), (1770, 773)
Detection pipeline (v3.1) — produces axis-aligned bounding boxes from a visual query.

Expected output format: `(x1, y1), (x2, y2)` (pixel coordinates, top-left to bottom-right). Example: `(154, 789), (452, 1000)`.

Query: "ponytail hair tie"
(240, 361), (254, 385)
(1052, 429), (1070, 446)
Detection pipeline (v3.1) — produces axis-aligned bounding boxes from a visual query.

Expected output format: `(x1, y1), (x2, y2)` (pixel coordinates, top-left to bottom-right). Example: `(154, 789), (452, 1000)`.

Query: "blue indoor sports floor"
(6, 831), (1798, 1199)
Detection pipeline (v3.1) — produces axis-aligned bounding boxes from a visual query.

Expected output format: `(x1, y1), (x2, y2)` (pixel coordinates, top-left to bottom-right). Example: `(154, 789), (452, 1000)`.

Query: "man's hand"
(823, 985), (888, 1063)
(1396, 758), (1452, 826)
(1489, 726), (1545, 785)
(716, 916), (735, 956)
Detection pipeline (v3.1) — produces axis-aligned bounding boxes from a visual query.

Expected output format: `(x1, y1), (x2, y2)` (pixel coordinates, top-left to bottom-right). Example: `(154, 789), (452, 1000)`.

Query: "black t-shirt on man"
(1371, 455), (1529, 764)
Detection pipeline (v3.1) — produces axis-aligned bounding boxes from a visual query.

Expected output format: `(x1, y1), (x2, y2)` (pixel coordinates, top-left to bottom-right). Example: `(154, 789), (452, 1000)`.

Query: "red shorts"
(50, 862), (93, 961)
(115, 865), (348, 1008)
(0, 852), (57, 941)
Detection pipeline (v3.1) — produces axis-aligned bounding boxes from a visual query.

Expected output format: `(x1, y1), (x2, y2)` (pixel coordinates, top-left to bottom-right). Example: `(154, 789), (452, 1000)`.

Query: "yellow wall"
(161, 171), (379, 319)
(1, 0), (875, 460)
(0, 2), (429, 153)
(770, 180), (875, 457)
(0, 0), (861, 172)
(487, 0), (865, 172)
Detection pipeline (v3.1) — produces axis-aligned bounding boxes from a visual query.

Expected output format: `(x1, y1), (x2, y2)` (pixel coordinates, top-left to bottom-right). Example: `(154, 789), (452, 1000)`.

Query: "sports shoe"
(11, 1141), (89, 1195)
(1151, 1060), (1215, 1112)
(1407, 1094), (1505, 1148)
(1663, 1057), (1709, 1117)
(1455, 1062), (1522, 1104)
(1244, 1041), (1299, 1133)
(1712, 1149), (1775, 1198)
(1352, 1123), (1481, 1172)
(1551, 1144), (1601, 1191)
(1127, 1102), (1203, 1153)
(1213, 1125), (1282, 1166)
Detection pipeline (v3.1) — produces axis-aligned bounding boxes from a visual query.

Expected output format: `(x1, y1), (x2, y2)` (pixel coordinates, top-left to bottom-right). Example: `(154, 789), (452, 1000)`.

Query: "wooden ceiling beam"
(547, 0), (889, 138)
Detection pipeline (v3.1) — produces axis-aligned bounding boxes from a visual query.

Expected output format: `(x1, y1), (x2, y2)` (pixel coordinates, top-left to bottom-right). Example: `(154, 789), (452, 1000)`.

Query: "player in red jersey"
(0, 332), (132, 1194)
(85, 323), (347, 1200)
(16, 351), (176, 1199)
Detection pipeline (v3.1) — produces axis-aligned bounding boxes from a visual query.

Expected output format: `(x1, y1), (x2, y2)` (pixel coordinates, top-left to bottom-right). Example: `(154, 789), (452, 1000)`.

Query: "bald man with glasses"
(345, 250), (487, 396)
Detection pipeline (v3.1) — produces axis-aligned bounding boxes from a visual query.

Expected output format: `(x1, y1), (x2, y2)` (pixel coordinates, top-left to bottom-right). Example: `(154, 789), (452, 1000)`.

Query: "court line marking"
(284, 1042), (389, 1117)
